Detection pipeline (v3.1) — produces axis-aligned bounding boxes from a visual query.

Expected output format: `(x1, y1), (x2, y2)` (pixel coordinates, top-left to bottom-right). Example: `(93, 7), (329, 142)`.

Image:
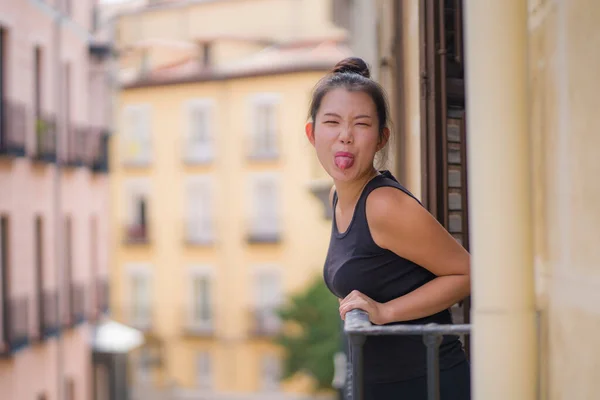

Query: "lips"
(334, 151), (355, 170)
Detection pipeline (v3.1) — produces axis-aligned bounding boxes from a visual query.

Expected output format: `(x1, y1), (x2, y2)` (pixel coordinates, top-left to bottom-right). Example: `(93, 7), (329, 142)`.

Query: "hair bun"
(331, 57), (371, 79)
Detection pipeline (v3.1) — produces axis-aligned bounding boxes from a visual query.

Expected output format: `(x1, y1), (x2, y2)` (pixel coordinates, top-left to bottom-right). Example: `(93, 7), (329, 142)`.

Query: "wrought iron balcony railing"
(41, 290), (60, 338)
(183, 309), (215, 337)
(1, 296), (30, 355)
(96, 278), (110, 314)
(123, 223), (150, 244)
(248, 308), (281, 337)
(34, 115), (57, 162)
(70, 283), (86, 325)
(344, 309), (471, 400)
(90, 128), (109, 173)
(0, 99), (27, 157)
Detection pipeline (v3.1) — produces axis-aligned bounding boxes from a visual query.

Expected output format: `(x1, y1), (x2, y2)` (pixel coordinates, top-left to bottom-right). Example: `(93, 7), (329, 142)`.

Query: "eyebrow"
(323, 113), (372, 120)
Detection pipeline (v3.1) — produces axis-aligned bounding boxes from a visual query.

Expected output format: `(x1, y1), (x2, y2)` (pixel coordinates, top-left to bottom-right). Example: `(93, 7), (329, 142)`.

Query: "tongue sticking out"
(335, 156), (354, 170)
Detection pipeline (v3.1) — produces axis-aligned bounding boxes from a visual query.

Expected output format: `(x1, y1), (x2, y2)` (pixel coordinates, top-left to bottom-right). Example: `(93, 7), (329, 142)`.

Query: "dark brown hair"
(308, 57), (390, 141)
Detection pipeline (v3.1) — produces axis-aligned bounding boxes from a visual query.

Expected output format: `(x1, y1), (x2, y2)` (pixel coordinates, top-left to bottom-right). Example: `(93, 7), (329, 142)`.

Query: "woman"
(306, 57), (471, 399)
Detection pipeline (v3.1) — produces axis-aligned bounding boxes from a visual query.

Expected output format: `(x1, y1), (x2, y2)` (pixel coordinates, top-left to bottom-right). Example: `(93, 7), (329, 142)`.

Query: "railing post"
(349, 333), (366, 400)
(345, 309), (371, 400)
(423, 332), (443, 400)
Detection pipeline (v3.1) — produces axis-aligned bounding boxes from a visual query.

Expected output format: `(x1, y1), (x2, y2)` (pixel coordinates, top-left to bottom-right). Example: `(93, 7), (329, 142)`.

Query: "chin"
(328, 167), (359, 182)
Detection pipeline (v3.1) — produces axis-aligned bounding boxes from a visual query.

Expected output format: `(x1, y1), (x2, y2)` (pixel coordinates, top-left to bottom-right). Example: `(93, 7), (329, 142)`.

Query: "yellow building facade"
(109, 1), (351, 398)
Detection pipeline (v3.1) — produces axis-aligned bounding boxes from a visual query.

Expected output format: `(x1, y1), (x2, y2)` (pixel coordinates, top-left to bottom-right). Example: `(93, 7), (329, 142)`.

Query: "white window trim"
(184, 99), (215, 164)
(185, 175), (214, 244)
(247, 172), (280, 237)
(187, 265), (214, 332)
(248, 93), (280, 159)
(121, 104), (152, 166)
(126, 263), (152, 329)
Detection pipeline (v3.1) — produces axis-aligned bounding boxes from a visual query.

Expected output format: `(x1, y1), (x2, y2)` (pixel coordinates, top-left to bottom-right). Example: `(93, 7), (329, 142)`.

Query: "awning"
(92, 318), (145, 354)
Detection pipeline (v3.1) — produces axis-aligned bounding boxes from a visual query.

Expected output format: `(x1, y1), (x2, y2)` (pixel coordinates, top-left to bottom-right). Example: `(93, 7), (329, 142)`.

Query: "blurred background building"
(108, 0), (350, 399)
(0, 0), (111, 399)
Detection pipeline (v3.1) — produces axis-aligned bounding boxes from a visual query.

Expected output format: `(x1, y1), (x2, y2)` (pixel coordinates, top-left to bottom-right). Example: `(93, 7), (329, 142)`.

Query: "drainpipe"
(464, 2), (537, 400)
(52, 7), (65, 400)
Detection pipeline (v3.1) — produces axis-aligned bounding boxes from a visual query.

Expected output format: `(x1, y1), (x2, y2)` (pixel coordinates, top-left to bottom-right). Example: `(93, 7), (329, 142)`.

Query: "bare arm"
(367, 187), (470, 323)
(338, 186), (471, 324)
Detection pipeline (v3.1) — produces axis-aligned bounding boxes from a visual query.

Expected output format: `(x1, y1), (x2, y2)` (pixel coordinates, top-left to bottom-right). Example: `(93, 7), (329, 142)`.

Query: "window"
(248, 173), (280, 241)
(122, 104), (152, 165)
(127, 264), (152, 329)
(187, 266), (213, 331)
(185, 176), (213, 244)
(124, 179), (151, 243)
(196, 351), (213, 389)
(261, 354), (281, 391)
(184, 99), (214, 163)
(254, 270), (282, 334)
(249, 94), (279, 159)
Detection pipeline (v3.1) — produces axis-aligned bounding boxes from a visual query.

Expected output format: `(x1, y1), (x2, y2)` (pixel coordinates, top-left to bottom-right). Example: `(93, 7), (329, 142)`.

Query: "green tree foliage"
(276, 276), (342, 390)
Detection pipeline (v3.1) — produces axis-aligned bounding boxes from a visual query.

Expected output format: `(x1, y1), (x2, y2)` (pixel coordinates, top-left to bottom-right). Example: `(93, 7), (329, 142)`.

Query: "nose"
(339, 127), (353, 144)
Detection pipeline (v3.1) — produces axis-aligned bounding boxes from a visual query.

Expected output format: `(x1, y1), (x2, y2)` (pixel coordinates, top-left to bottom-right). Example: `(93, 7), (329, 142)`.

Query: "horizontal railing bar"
(344, 309), (471, 335)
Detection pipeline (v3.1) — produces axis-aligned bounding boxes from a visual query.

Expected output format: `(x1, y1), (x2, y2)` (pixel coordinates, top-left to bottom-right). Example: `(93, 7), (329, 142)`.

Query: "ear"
(305, 121), (315, 146)
(377, 127), (390, 151)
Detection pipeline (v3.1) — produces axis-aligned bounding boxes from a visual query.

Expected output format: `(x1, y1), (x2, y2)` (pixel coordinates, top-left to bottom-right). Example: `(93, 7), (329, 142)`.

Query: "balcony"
(63, 125), (87, 167)
(344, 309), (471, 400)
(0, 99), (27, 157)
(184, 221), (214, 246)
(128, 306), (153, 332)
(70, 283), (86, 325)
(41, 290), (60, 339)
(123, 223), (150, 245)
(90, 128), (109, 173)
(33, 115), (57, 162)
(96, 278), (110, 315)
(183, 309), (214, 337)
(248, 308), (281, 338)
(1, 296), (30, 355)
(246, 227), (281, 244)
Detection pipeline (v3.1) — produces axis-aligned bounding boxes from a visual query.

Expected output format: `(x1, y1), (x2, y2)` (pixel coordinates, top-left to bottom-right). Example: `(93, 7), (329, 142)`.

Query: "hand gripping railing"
(344, 309), (471, 400)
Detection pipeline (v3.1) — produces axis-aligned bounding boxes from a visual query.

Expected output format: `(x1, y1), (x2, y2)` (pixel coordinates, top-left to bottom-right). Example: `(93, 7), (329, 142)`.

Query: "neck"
(334, 168), (379, 211)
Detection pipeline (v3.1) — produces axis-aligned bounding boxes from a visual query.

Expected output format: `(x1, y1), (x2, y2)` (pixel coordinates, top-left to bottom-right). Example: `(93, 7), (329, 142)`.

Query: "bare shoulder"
(365, 186), (432, 249)
(366, 186), (423, 223)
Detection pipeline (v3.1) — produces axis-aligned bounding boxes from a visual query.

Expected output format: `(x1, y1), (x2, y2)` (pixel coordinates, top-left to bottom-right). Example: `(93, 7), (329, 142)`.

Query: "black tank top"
(323, 170), (466, 383)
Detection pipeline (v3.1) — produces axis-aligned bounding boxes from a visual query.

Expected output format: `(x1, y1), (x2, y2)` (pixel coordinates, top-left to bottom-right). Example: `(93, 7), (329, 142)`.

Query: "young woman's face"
(306, 88), (388, 183)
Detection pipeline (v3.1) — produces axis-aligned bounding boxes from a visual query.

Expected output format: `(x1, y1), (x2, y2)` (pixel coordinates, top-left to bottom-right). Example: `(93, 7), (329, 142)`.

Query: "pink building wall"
(0, 0), (110, 399)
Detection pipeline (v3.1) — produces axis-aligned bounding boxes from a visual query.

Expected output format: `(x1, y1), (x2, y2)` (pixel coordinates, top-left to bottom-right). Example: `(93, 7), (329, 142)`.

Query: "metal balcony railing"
(248, 308), (281, 337)
(34, 114), (57, 162)
(70, 283), (86, 325)
(90, 128), (109, 173)
(1, 296), (30, 355)
(0, 99), (27, 157)
(96, 278), (110, 314)
(344, 309), (471, 400)
(183, 309), (215, 337)
(64, 125), (87, 167)
(41, 290), (60, 338)
(124, 223), (150, 244)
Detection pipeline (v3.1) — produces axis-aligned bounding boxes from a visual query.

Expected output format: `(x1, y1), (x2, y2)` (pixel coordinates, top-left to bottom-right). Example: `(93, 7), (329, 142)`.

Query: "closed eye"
(324, 120), (339, 124)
